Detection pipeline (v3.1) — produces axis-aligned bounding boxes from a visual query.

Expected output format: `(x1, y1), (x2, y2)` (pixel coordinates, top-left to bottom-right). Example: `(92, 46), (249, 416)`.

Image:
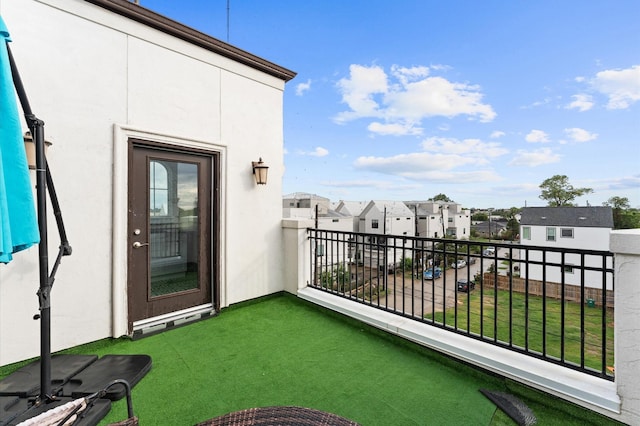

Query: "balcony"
(284, 220), (640, 425)
(1, 225), (637, 424)
(0, 293), (624, 425)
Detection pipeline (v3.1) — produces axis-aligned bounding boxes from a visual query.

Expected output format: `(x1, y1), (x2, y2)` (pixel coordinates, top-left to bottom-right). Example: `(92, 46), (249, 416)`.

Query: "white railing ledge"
(298, 287), (620, 417)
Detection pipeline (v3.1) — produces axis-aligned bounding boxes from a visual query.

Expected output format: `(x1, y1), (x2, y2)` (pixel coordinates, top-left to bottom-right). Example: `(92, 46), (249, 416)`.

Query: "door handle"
(132, 241), (150, 249)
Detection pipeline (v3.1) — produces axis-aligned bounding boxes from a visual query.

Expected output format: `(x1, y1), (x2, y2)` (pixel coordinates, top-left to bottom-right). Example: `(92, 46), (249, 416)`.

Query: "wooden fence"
(482, 273), (614, 308)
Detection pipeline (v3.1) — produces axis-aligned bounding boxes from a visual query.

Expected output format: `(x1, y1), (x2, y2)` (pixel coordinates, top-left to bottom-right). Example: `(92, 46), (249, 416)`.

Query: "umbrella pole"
(6, 42), (53, 402)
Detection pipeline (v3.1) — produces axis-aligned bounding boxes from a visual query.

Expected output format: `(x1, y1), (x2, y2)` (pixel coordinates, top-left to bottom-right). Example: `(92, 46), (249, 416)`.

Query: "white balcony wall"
(0, 0), (290, 364)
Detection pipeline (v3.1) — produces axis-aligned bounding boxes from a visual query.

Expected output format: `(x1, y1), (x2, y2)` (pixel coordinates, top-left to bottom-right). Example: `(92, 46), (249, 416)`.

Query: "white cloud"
(421, 137), (508, 159)
(490, 131), (505, 139)
(367, 121), (423, 136)
(298, 147), (329, 157)
(295, 79), (312, 96)
(354, 153), (501, 182)
(390, 65), (430, 85)
(590, 65), (640, 109)
(320, 179), (422, 191)
(525, 130), (550, 143)
(508, 148), (560, 167)
(334, 64), (388, 123)
(580, 174), (640, 192)
(351, 136), (507, 183)
(334, 64), (496, 131)
(565, 94), (594, 111)
(564, 127), (597, 143)
(384, 76), (496, 122)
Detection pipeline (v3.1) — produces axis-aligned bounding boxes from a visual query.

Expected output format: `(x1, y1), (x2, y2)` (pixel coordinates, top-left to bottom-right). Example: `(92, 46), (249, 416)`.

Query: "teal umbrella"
(0, 15), (39, 263)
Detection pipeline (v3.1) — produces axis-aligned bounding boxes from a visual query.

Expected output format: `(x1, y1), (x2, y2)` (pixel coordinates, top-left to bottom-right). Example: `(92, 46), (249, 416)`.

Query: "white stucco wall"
(610, 229), (640, 424)
(0, 0), (291, 365)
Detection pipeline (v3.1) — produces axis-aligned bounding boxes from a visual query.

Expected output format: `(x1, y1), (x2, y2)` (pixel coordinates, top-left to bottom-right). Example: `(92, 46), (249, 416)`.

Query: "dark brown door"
(128, 141), (213, 328)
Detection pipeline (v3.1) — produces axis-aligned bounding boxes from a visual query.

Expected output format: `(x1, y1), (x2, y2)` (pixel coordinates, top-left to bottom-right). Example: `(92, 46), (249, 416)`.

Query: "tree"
(472, 212), (488, 222)
(429, 193), (453, 202)
(603, 196), (640, 229)
(603, 196), (630, 210)
(505, 207), (520, 239)
(539, 175), (593, 207)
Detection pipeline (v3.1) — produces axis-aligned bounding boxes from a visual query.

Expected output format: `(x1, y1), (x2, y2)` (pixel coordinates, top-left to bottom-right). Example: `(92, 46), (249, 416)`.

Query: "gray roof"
(283, 192), (329, 202)
(364, 200), (414, 217)
(314, 209), (350, 218)
(520, 207), (613, 228)
(336, 201), (369, 216)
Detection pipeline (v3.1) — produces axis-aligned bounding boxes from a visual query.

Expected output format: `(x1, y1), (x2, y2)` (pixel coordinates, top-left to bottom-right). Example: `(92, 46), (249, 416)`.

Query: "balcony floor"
(0, 293), (622, 425)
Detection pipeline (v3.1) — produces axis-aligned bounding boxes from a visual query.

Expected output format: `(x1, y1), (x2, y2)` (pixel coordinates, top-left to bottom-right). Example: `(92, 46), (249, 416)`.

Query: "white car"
(482, 247), (496, 256)
(452, 259), (467, 269)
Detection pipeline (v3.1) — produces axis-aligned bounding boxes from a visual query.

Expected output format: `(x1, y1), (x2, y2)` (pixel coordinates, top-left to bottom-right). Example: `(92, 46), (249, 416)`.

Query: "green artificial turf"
(0, 293), (623, 425)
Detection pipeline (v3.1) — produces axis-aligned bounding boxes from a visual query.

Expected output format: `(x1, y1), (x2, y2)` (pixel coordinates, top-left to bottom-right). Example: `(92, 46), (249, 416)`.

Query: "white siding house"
(0, 0), (295, 365)
(357, 201), (414, 268)
(519, 207), (613, 289)
(404, 201), (470, 239)
(335, 200), (369, 233)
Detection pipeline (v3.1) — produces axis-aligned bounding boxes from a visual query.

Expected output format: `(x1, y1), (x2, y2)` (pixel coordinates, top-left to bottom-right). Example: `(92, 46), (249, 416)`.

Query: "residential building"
(335, 200), (369, 232)
(356, 200), (414, 269)
(404, 201), (471, 239)
(283, 193), (352, 269)
(519, 206), (614, 289)
(358, 200), (414, 236)
(282, 192), (330, 218)
(471, 219), (508, 238)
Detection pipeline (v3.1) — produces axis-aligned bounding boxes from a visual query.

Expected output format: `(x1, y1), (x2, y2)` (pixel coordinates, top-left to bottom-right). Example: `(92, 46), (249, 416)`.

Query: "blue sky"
(140, 0), (640, 209)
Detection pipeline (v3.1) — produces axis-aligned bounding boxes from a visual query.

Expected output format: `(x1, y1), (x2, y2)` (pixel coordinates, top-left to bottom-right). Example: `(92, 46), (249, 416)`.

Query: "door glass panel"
(149, 160), (199, 297)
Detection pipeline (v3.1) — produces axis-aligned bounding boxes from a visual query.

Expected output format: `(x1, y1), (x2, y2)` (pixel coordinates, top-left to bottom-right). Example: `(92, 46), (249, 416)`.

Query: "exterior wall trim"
(85, 0), (296, 82)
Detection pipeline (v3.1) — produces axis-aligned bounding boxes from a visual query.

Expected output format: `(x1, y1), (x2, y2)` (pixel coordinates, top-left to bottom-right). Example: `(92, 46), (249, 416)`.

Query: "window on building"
(332, 219), (339, 222)
(372, 219), (379, 229)
(448, 217), (453, 222)
(522, 226), (531, 240)
(561, 228), (574, 238)
(546, 227), (556, 242)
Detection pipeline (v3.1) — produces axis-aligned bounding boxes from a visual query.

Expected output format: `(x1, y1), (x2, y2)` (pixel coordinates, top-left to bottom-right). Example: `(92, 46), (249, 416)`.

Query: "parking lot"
(375, 247), (509, 318)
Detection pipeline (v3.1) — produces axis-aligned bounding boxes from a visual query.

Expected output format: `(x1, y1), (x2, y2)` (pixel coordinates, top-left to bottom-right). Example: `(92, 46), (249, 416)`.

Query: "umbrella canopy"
(0, 16), (39, 263)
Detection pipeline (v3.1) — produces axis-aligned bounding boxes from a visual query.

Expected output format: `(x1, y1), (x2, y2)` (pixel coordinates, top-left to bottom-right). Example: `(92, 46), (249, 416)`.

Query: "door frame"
(112, 125), (225, 336)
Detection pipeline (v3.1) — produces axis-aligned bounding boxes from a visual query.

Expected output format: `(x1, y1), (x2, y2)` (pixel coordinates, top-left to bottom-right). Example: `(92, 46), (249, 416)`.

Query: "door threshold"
(132, 304), (215, 339)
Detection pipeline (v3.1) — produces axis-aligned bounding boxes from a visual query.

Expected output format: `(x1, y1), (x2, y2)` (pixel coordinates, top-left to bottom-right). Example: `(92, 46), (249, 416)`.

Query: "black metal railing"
(308, 229), (614, 380)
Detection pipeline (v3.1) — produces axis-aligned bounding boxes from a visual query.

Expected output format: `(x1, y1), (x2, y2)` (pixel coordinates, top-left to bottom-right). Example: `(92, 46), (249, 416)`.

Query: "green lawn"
(430, 289), (614, 374)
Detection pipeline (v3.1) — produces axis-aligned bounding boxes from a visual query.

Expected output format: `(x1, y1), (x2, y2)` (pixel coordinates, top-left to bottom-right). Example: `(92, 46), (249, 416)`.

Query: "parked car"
(467, 257), (477, 265)
(423, 267), (442, 279)
(457, 279), (476, 292)
(482, 247), (495, 256)
(452, 259), (467, 269)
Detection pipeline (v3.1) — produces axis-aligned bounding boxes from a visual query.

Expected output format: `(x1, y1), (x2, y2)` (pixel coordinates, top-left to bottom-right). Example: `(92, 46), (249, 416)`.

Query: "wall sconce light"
(23, 131), (52, 170)
(252, 158), (268, 185)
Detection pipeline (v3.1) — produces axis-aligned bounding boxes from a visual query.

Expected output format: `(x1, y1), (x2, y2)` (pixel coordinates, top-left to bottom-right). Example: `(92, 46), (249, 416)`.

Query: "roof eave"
(85, 0), (297, 82)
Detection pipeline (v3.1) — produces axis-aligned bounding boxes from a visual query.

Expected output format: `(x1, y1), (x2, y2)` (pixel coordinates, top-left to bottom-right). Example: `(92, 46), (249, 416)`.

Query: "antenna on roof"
(226, 0), (230, 42)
